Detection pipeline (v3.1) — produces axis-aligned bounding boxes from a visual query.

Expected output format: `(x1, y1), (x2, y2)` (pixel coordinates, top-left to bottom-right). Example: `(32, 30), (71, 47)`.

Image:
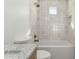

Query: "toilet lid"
(37, 50), (51, 59)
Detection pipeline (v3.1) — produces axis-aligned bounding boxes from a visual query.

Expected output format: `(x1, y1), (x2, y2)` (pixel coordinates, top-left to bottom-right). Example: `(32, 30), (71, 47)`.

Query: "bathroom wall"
(35, 0), (69, 40)
(5, 0), (75, 44)
(67, 0), (75, 44)
(5, 0), (31, 44)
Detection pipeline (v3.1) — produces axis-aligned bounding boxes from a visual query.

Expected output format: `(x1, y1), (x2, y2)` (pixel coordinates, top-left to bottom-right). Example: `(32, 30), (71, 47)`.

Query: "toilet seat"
(37, 50), (51, 59)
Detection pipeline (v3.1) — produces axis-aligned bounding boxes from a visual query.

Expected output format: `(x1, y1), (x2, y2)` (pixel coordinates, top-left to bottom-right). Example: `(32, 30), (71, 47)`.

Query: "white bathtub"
(37, 40), (74, 59)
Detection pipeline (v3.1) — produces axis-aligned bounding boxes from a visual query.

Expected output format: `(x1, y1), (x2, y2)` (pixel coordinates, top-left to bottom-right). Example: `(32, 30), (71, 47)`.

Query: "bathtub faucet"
(34, 34), (39, 42)
(34, 40), (39, 42)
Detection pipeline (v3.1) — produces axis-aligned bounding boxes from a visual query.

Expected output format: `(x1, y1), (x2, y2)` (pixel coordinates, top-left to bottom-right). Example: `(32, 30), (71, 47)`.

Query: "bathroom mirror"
(49, 7), (57, 15)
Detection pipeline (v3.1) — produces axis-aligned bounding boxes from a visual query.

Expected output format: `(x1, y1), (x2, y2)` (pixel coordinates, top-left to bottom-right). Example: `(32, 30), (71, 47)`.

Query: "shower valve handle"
(34, 40), (39, 42)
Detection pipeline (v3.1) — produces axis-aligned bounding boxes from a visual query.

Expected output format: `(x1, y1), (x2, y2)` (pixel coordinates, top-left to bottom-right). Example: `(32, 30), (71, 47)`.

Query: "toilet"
(37, 50), (51, 59)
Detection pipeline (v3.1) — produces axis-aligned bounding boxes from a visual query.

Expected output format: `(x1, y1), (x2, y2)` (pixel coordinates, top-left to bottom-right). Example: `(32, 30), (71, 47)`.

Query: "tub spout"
(34, 40), (39, 42)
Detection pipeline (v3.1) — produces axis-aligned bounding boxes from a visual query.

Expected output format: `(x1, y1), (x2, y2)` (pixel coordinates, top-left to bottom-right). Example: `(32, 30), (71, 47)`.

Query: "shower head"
(36, 4), (40, 7)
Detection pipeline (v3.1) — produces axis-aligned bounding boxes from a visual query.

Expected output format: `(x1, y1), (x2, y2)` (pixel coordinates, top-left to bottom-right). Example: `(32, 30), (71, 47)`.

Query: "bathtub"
(37, 40), (74, 59)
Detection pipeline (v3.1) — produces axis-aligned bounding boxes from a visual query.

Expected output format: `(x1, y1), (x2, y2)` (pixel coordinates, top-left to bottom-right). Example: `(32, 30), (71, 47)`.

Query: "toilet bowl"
(37, 50), (51, 59)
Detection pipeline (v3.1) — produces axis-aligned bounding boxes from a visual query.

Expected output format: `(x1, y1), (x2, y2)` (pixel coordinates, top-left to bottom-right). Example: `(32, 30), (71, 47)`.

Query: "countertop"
(4, 44), (37, 59)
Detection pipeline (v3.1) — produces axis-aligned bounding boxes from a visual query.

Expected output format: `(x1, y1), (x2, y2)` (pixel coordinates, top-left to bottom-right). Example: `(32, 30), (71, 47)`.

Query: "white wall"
(67, 0), (75, 44)
(5, 0), (30, 44)
(5, 0), (75, 44)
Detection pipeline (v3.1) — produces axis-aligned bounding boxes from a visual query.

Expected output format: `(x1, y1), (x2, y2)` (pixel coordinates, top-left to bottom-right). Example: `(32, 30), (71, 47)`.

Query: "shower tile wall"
(35, 0), (70, 40)
(67, 0), (75, 44)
